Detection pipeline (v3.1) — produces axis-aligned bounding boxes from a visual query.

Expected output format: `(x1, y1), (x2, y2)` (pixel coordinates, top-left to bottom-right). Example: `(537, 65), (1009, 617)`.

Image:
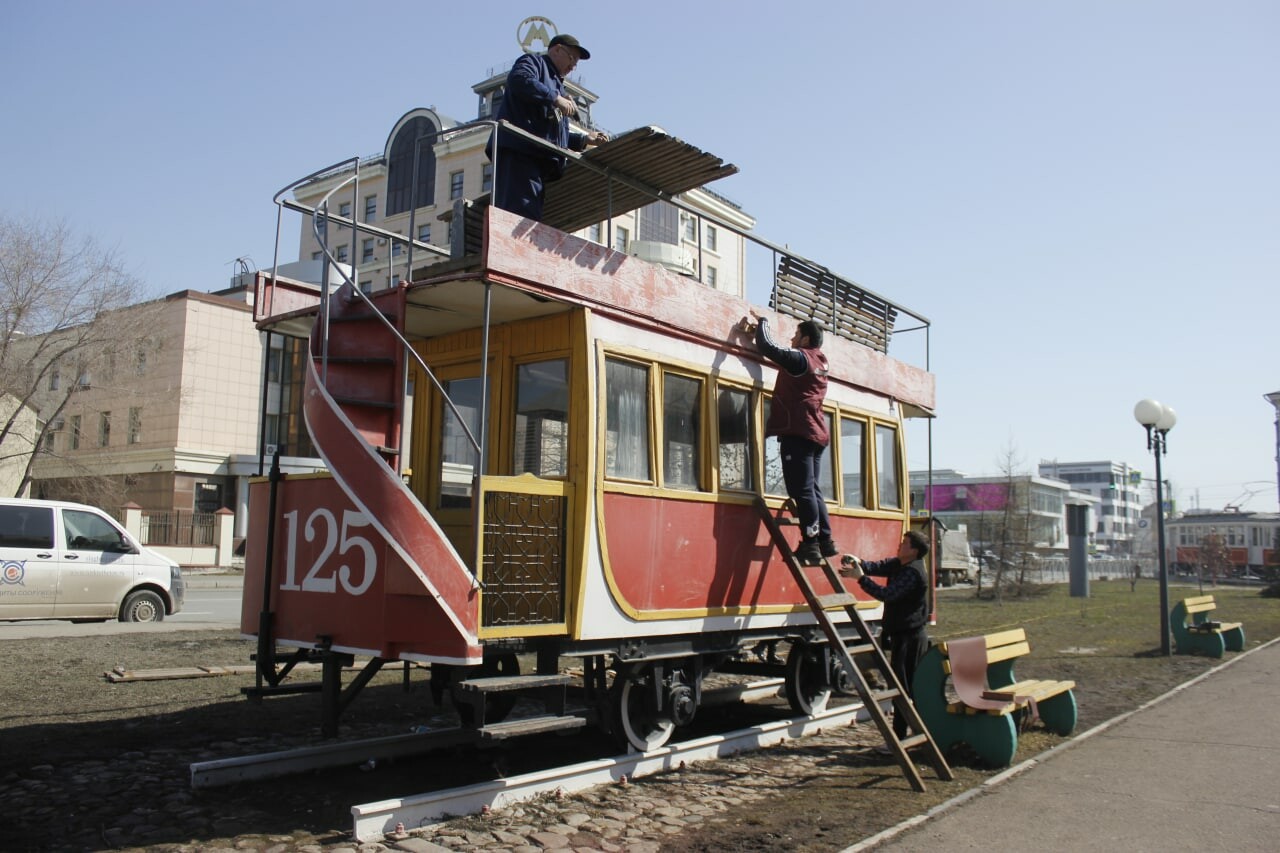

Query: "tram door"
(428, 358), (572, 634)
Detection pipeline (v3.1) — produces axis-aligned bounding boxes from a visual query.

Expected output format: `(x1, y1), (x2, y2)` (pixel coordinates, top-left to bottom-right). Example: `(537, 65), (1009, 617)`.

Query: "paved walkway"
(853, 637), (1280, 852)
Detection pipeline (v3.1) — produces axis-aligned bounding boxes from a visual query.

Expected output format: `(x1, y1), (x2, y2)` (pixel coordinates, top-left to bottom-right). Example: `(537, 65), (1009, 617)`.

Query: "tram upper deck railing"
(263, 119), (929, 364)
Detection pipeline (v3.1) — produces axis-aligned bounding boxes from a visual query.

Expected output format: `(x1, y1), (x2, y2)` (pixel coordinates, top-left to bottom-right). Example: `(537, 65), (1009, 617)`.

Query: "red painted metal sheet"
(600, 493), (901, 614)
(241, 478), (479, 663)
(483, 207), (935, 413)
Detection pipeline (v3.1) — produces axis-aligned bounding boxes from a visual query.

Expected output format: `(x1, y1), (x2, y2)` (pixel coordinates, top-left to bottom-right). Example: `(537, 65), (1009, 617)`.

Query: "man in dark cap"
(489, 33), (608, 221)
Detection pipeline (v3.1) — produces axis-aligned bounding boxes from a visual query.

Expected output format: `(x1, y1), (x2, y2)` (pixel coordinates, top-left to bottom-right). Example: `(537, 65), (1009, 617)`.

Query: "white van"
(0, 498), (185, 623)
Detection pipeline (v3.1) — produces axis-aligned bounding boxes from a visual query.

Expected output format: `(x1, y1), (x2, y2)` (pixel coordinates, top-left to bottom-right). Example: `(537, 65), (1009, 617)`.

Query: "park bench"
(1171, 595), (1245, 658)
(912, 628), (1077, 767)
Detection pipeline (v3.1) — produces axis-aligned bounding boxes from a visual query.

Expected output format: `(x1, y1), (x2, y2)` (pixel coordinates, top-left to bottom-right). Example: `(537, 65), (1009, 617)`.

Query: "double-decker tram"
(242, 124), (935, 752)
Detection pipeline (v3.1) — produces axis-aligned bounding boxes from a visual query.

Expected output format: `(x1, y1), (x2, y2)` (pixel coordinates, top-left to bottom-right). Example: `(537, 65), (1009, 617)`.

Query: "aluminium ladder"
(755, 498), (953, 792)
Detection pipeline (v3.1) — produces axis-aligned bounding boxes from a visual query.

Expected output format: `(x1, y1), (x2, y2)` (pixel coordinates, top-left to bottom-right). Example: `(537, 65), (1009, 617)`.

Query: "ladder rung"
(816, 593), (858, 610)
(898, 733), (930, 750)
(871, 688), (902, 703)
(843, 643), (876, 656)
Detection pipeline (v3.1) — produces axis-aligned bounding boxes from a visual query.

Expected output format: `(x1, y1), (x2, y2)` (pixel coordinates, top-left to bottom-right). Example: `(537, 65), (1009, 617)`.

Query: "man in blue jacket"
(489, 34), (608, 221)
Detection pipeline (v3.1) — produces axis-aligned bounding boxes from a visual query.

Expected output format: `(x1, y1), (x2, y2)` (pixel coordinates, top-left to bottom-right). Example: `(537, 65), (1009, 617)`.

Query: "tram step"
(457, 674), (573, 693)
(330, 395), (397, 410)
(476, 714), (588, 741)
(816, 593), (858, 610)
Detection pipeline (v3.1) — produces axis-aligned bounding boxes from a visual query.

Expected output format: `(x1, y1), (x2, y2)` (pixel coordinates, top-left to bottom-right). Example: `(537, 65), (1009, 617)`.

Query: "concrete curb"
(839, 634), (1280, 853)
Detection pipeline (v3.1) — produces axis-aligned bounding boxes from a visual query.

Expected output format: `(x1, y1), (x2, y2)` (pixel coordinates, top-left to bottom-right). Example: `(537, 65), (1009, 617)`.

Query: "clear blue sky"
(5, 1), (1277, 512)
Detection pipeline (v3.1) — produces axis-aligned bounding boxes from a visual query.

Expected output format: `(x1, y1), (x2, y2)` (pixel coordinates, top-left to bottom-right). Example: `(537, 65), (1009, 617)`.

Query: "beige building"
(29, 288), (317, 548)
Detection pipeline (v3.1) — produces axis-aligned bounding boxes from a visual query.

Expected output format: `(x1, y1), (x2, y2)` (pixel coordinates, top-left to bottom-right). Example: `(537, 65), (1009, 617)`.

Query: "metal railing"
(138, 510), (216, 547)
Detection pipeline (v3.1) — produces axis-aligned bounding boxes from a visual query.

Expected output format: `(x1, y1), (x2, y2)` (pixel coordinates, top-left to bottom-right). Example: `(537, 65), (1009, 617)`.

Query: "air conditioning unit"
(265, 443), (278, 457)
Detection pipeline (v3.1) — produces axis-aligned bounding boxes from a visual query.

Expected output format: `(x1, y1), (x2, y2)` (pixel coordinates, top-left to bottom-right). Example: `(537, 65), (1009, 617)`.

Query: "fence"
(139, 511), (216, 547)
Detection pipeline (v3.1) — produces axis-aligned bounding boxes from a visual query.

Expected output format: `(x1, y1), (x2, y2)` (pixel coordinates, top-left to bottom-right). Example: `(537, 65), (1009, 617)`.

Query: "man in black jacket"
(841, 530), (930, 740)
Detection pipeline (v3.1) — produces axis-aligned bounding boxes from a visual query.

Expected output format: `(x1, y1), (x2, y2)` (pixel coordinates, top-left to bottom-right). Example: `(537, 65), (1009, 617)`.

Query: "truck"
(936, 526), (978, 586)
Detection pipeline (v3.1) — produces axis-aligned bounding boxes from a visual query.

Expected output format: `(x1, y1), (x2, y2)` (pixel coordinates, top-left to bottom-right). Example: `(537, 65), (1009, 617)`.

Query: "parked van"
(0, 498), (185, 623)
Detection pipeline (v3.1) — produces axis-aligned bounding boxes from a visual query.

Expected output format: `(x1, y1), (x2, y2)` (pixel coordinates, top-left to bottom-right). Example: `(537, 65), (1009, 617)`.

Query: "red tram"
(242, 126), (935, 751)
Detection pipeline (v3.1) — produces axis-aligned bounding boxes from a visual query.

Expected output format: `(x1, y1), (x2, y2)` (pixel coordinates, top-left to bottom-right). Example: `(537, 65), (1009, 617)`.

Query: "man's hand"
(555, 95), (578, 117)
(840, 555), (864, 579)
(585, 130), (608, 147)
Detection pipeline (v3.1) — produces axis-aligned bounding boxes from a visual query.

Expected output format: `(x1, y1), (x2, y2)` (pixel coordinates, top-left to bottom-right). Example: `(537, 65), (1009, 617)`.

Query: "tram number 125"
(279, 508), (377, 596)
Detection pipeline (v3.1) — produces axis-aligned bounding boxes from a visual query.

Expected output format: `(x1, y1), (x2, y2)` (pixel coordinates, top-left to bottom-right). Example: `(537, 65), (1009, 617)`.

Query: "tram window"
(875, 423), (901, 510)
(762, 399), (785, 496)
(605, 359), (651, 481)
(717, 387), (753, 491)
(819, 412), (835, 502)
(761, 399), (836, 502)
(439, 377), (485, 509)
(840, 417), (866, 508)
(662, 373), (702, 490)
(514, 359), (568, 477)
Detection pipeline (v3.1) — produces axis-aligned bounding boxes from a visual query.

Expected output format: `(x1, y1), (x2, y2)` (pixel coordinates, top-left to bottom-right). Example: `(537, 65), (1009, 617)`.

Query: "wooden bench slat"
(1182, 595), (1216, 607)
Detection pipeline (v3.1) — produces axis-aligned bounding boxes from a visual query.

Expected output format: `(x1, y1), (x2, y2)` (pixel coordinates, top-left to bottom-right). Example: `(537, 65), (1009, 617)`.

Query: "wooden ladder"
(755, 498), (953, 792)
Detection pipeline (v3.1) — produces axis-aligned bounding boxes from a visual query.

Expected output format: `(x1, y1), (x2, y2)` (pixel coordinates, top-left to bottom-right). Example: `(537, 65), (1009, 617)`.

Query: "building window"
(98, 411), (111, 448)
(450, 170), (465, 200)
(613, 226), (629, 254)
(418, 224), (431, 243)
(482, 163), (493, 193)
(339, 201), (351, 219)
(605, 358), (650, 481)
(662, 373), (702, 490)
(128, 407), (141, 444)
(514, 359), (569, 477)
(682, 214), (696, 242)
(364, 194), (377, 221)
(336, 244), (348, 263)
(41, 430), (55, 453)
(74, 365), (90, 391)
(717, 386), (753, 491)
(362, 238), (374, 263)
(705, 266), (718, 288)
(392, 242), (403, 257)
(588, 223), (602, 243)
(311, 250), (322, 261)
(70, 415), (81, 450)
(360, 280), (372, 294)
(386, 116), (438, 216)
(49, 367), (60, 391)
(705, 224), (718, 252)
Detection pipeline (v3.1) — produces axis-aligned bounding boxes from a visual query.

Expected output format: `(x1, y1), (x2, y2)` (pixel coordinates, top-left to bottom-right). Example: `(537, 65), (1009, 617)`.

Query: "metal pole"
(1154, 439), (1171, 655)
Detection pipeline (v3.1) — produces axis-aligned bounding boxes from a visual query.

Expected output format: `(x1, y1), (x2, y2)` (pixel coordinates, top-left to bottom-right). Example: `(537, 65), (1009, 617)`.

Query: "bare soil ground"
(2, 580), (1276, 851)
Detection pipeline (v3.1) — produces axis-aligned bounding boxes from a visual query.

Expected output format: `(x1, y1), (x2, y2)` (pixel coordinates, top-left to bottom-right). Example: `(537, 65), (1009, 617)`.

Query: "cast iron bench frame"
(913, 628), (1077, 767)
(1171, 594), (1245, 658)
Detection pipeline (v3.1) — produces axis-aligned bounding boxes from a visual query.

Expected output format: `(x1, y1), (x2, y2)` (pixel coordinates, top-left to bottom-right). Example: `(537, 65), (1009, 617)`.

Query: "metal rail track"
(351, 699), (870, 842)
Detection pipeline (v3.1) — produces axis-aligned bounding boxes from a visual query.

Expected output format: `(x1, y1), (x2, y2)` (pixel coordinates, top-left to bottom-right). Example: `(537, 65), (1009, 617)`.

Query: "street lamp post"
(1266, 392), (1280, 516)
(1134, 399), (1177, 656)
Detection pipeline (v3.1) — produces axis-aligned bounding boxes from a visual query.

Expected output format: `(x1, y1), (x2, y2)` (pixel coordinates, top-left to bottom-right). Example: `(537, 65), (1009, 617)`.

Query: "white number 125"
(279, 508), (377, 595)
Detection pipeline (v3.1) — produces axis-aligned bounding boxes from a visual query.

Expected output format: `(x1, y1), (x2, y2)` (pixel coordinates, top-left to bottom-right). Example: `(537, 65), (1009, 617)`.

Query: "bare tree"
(1197, 528), (1230, 591)
(981, 440), (1037, 601)
(0, 216), (165, 499)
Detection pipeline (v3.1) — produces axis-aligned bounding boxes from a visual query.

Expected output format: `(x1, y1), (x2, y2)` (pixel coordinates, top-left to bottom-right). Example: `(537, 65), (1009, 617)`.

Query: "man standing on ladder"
(841, 530), (930, 748)
(746, 310), (838, 566)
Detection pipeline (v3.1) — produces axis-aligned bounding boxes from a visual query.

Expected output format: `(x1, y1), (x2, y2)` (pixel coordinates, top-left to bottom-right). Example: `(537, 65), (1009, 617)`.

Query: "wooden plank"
(1182, 595), (1216, 608)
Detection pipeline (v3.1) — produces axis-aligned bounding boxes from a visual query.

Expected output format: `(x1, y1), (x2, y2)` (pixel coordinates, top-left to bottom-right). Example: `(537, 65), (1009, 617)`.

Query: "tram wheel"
(610, 664), (676, 752)
(785, 641), (832, 716)
(453, 651), (520, 726)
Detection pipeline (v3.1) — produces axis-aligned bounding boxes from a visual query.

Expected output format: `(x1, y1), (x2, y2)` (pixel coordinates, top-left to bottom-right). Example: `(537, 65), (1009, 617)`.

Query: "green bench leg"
(1223, 625), (1246, 652)
(912, 647), (1020, 767)
(1034, 690), (1077, 736)
(967, 713), (1019, 767)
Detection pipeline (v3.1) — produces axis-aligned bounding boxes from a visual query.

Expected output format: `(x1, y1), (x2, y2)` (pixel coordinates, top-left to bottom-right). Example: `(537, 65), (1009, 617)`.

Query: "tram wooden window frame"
(714, 380), (757, 494)
(656, 367), (706, 493)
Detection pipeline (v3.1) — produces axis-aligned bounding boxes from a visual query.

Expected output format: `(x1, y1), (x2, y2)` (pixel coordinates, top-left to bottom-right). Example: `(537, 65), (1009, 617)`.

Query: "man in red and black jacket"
(748, 310), (837, 566)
